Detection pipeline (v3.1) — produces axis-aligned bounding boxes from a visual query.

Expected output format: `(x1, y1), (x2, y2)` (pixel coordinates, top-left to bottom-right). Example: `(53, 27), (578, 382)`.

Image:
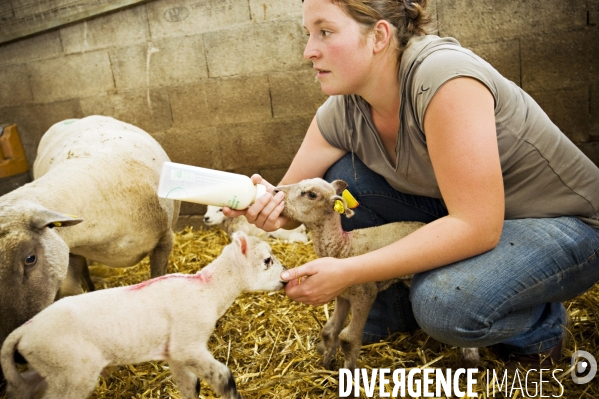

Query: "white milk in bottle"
(157, 162), (267, 209)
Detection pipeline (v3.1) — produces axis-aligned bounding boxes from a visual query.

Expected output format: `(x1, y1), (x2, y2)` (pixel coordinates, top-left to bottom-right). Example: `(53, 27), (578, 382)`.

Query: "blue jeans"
(324, 154), (599, 354)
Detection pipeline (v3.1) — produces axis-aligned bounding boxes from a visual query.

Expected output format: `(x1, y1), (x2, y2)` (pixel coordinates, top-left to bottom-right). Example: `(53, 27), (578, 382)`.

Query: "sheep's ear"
(232, 231), (249, 256)
(331, 180), (348, 195)
(331, 195), (355, 218)
(31, 208), (84, 230)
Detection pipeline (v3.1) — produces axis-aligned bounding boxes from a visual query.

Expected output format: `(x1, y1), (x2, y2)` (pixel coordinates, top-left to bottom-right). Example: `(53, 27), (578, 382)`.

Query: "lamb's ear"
(331, 180), (348, 195)
(331, 195), (355, 218)
(232, 231), (249, 256)
(31, 208), (84, 230)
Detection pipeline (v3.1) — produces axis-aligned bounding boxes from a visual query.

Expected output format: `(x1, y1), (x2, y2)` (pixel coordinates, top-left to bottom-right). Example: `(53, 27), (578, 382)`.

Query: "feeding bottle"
(157, 162), (267, 210)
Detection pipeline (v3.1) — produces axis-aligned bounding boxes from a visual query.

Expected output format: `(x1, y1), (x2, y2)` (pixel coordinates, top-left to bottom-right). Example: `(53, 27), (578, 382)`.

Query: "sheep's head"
(275, 178), (354, 226)
(203, 205), (225, 226)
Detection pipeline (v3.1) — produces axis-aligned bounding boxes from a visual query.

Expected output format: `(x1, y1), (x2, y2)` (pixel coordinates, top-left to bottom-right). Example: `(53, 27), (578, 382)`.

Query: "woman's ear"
(372, 20), (393, 54)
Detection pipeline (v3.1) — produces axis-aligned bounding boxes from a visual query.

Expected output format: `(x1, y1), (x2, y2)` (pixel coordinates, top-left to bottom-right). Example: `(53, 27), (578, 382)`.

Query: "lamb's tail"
(1, 327), (40, 399)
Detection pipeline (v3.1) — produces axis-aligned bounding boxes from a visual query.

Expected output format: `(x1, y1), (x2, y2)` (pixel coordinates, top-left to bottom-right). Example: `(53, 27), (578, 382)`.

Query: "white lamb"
(0, 231), (286, 399)
(275, 178), (479, 369)
(203, 205), (309, 243)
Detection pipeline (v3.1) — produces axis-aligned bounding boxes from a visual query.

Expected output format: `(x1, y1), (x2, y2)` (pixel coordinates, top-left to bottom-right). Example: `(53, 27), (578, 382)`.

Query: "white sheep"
(0, 231), (286, 399)
(0, 116), (179, 362)
(275, 178), (479, 369)
(203, 205), (309, 243)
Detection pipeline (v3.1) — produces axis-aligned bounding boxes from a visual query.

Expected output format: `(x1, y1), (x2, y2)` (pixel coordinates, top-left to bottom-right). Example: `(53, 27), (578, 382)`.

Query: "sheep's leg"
(40, 370), (100, 399)
(183, 348), (242, 399)
(169, 361), (201, 399)
(460, 347), (480, 368)
(339, 294), (377, 370)
(57, 254), (93, 298)
(149, 230), (174, 277)
(319, 296), (351, 370)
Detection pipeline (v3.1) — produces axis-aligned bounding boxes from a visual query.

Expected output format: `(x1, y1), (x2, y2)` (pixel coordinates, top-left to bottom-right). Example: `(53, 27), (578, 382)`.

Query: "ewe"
(275, 178), (479, 369)
(1, 231), (286, 399)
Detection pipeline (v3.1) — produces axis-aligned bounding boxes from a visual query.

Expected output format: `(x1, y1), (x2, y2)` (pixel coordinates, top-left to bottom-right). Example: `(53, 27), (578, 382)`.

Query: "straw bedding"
(2, 226), (598, 398)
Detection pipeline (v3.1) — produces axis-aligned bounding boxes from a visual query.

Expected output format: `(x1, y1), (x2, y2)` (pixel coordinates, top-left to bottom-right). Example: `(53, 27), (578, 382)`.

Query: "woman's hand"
(281, 257), (350, 306)
(223, 174), (289, 232)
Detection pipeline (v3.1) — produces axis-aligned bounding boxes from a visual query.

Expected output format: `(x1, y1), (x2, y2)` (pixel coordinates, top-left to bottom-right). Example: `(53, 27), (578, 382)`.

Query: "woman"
(226, 0), (599, 365)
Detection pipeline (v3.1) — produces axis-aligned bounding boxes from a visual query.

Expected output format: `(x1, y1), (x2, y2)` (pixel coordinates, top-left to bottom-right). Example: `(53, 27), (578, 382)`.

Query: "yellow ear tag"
(334, 200), (345, 214)
(52, 222), (62, 227)
(342, 189), (359, 209)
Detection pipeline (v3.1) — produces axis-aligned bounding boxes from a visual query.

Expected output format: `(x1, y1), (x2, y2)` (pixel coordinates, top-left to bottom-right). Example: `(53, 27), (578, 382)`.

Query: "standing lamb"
(203, 205), (309, 243)
(0, 116), (180, 367)
(1, 231), (286, 399)
(274, 178), (479, 369)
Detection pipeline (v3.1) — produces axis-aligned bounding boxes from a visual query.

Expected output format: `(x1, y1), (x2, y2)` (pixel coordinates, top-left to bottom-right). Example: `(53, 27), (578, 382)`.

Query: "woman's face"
(303, 0), (375, 96)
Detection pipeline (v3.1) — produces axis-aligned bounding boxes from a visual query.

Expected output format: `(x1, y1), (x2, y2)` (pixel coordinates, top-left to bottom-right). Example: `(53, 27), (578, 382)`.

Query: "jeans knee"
(411, 274), (490, 347)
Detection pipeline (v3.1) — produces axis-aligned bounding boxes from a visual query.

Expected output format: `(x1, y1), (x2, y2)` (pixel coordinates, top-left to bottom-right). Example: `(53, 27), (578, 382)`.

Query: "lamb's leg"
(183, 348), (242, 399)
(149, 230), (174, 277)
(339, 293), (377, 370)
(319, 296), (351, 370)
(57, 254), (93, 298)
(169, 361), (201, 399)
(460, 347), (480, 368)
(40, 369), (101, 399)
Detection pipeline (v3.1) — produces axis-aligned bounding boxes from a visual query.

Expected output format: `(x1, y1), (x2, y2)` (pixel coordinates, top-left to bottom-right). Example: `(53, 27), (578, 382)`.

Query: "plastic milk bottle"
(157, 162), (267, 210)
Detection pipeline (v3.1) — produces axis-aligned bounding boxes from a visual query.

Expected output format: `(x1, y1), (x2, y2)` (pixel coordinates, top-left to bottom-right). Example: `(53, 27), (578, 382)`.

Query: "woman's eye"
(321, 30), (331, 37)
(24, 254), (37, 268)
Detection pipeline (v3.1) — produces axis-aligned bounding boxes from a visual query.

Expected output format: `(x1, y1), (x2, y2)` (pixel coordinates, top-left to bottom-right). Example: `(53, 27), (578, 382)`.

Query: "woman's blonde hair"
(308, 0), (435, 60)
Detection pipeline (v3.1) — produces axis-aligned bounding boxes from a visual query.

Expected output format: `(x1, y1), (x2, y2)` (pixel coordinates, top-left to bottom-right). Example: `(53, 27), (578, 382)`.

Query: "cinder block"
(217, 116), (312, 172)
(153, 126), (222, 170)
(146, 0), (250, 40)
(468, 39), (520, 86)
(249, 0), (302, 22)
(590, 1), (599, 26)
(529, 87), (590, 144)
(270, 68), (329, 118)
(28, 51), (114, 103)
(80, 89), (173, 135)
(205, 20), (308, 78)
(521, 27), (599, 92)
(110, 34), (208, 92)
(61, 5), (150, 54)
(0, 31), (62, 67)
(591, 84), (599, 140)
(170, 76), (272, 128)
(0, 100), (84, 166)
(0, 64), (33, 108)
(438, 0), (587, 46)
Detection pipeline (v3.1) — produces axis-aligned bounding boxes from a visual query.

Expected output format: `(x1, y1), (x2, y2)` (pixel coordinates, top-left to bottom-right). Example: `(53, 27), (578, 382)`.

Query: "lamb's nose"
(273, 188), (280, 194)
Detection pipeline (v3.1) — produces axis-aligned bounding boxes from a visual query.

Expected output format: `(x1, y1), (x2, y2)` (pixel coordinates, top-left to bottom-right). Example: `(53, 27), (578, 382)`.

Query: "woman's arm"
(224, 115), (347, 230)
(283, 77), (505, 305)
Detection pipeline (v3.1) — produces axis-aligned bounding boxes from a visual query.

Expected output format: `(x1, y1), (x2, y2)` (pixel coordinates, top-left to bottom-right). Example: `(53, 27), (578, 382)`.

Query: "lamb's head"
(228, 231), (287, 292)
(275, 178), (354, 225)
(0, 201), (83, 348)
(203, 205), (225, 226)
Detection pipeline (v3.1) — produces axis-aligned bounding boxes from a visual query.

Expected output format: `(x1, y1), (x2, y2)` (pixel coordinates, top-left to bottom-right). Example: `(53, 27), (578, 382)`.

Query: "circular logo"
(163, 6), (190, 22)
(571, 350), (597, 384)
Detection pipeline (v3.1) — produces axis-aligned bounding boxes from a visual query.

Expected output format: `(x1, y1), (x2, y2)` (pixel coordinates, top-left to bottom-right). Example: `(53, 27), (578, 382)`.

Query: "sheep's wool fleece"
(316, 35), (599, 227)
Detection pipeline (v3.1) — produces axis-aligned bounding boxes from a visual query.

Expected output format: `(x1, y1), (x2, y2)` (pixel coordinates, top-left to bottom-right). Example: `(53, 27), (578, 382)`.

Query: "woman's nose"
(303, 36), (319, 60)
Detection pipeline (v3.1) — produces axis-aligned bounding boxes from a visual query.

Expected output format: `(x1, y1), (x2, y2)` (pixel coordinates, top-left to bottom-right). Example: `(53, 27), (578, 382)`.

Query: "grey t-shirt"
(316, 35), (599, 227)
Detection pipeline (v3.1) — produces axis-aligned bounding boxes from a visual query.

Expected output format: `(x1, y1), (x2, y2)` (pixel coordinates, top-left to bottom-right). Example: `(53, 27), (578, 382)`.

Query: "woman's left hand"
(281, 257), (350, 306)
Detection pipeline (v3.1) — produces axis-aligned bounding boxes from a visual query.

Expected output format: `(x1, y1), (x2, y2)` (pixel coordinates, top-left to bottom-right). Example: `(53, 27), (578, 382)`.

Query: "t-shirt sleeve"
(315, 95), (352, 151)
(411, 49), (499, 130)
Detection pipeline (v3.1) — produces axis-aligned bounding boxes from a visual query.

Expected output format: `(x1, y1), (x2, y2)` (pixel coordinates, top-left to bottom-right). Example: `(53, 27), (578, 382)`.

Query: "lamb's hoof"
(321, 356), (337, 371)
(316, 341), (325, 355)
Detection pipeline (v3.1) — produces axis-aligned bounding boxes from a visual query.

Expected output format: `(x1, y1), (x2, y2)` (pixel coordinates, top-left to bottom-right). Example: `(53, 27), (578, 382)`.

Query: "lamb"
(204, 205), (309, 243)
(0, 116), (179, 366)
(274, 178), (479, 369)
(0, 231), (286, 399)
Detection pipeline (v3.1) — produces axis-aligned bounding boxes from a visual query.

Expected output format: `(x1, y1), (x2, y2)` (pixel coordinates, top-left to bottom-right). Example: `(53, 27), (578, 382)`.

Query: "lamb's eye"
(308, 191), (318, 199)
(264, 257), (272, 269)
(24, 254), (37, 269)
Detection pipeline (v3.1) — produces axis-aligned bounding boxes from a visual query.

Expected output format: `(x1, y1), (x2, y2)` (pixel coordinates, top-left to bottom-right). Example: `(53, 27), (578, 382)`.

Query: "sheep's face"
(275, 178), (353, 225)
(203, 205), (225, 225)
(230, 231), (287, 292)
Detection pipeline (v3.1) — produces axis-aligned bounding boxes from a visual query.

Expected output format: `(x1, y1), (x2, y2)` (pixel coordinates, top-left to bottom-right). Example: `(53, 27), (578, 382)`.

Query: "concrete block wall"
(0, 0), (598, 216)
